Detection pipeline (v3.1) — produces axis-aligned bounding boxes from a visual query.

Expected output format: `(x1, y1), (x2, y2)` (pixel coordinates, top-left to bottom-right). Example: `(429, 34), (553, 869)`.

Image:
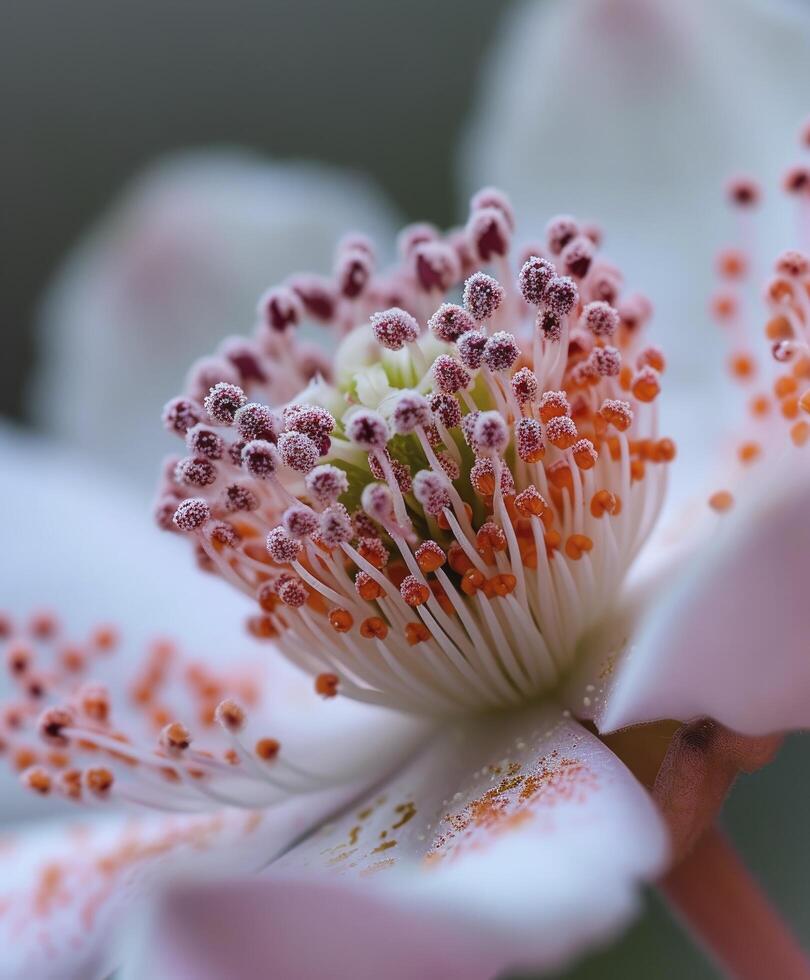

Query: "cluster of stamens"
(154, 189), (673, 715)
(1, 612), (333, 811)
(708, 120), (810, 505)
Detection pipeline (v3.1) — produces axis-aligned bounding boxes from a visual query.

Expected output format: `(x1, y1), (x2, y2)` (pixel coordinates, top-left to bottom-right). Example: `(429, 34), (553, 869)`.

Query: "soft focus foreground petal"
(29, 152), (399, 484)
(461, 0), (810, 502)
(601, 464), (810, 736)
(0, 790), (360, 980)
(0, 425), (429, 820)
(253, 703), (669, 975)
(122, 876), (503, 980)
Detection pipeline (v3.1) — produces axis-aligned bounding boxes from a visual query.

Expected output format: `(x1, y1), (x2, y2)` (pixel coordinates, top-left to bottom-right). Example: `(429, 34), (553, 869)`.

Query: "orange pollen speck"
(738, 441), (762, 464)
(255, 738), (281, 761)
(315, 672), (339, 698)
(359, 616), (388, 640)
(750, 394), (771, 418)
(729, 352), (756, 381)
(791, 420), (810, 447)
(328, 608), (354, 632)
(709, 490), (734, 513)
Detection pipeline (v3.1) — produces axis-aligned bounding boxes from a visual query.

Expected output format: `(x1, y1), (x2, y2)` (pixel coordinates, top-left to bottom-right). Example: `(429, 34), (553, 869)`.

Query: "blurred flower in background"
(28, 153), (399, 484)
(460, 0), (810, 503)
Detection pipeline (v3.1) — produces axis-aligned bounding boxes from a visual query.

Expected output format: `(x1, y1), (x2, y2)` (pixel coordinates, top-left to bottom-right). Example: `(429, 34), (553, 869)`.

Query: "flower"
(5, 151), (810, 978)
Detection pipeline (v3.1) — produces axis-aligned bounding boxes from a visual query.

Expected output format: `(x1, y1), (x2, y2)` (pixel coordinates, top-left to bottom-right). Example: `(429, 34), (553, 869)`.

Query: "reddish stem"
(661, 826), (810, 980)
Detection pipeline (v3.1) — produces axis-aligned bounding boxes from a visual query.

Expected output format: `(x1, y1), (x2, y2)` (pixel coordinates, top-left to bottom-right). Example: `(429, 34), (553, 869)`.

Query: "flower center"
(157, 192), (674, 715)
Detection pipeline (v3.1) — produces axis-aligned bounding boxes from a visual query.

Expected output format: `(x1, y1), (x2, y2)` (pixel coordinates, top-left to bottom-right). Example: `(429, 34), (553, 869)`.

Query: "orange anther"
(548, 462), (573, 491)
(781, 395), (799, 420)
(415, 541), (446, 573)
(544, 530), (561, 554)
(328, 608), (354, 633)
(765, 315), (792, 341)
(737, 441), (761, 464)
(793, 355), (810, 380)
(476, 523), (507, 557)
(14, 748), (37, 772)
(255, 737), (281, 760)
(358, 540), (387, 569)
(717, 248), (747, 280)
(573, 439), (598, 470)
(489, 574), (517, 597)
(315, 673), (339, 698)
(774, 375), (798, 398)
(709, 490), (734, 513)
(590, 490), (618, 518)
(599, 402), (633, 432)
(749, 394), (771, 418)
(447, 542), (473, 574)
(355, 572), (385, 601)
(461, 568), (485, 596)
(630, 459), (646, 482)
(246, 615), (278, 640)
(91, 626), (118, 652)
(405, 622), (431, 646)
(653, 437), (677, 462)
(565, 534), (593, 561)
(360, 617), (388, 640)
(85, 767), (114, 796)
(711, 292), (737, 321)
(401, 578), (430, 607)
(791, 420), (810, 447)
(24, 768), (51, 795)
(729, 352), (756, 381)
(619, 365), (633, 391)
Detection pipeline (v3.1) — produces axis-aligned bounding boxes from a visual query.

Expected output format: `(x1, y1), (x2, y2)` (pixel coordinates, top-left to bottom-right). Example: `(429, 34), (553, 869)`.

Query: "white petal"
(0, 789), (360, 980)
(252, 702), (669, 974)
(29, 153), (399, 486)
(0, 425), (429, 821)
(462, 0), (810, 504)
(601, 463), (810, 735)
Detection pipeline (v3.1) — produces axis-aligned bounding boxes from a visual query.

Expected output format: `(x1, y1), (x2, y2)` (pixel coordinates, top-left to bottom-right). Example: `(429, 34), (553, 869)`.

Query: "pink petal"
(0, 791), (357, 980)
(602, 468), (810, 735)
(31, 155), (399, 485)
(129, 704), (669, 977)
(124, 877), (502, 980)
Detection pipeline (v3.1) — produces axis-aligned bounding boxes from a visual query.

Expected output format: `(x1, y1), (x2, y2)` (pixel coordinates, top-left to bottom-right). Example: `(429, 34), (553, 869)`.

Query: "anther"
(315, 673), (339, 698)
(370, 308), (420, 350)
(463, 272), (505, 321)
(204, 382), (247, 425)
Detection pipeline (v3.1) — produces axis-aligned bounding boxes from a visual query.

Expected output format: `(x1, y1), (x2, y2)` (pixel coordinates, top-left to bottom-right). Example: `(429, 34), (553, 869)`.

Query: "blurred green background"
(1, 2), (807, 977)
